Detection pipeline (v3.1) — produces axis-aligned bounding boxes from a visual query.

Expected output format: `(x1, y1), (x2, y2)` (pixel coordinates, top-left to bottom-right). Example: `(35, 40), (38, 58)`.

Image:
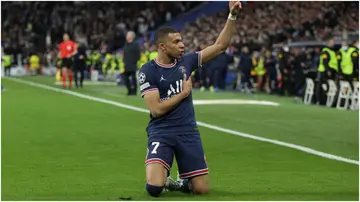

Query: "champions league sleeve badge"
(138, 72), (146, 84)
(179, 66), (186, 74)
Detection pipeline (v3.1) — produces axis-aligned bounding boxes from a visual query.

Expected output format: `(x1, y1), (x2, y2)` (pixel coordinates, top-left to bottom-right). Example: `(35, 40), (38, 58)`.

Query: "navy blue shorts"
(145, 133), (208, 179)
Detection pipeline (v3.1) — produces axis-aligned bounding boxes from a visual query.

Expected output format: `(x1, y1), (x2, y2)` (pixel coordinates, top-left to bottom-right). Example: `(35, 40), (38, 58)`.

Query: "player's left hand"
(229, 1), (242, 16)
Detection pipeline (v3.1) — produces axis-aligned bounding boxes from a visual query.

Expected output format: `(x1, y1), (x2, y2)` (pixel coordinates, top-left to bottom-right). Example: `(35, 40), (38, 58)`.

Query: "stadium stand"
(1, 2), (203, 53)
(1, 1), (359, 109)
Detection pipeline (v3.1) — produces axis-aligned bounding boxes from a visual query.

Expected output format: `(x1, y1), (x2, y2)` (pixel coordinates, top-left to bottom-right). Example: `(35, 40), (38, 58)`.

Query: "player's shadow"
(159, 189), (358, 201)
(117, 190), (358, 201)
(158, 189), (240, 200)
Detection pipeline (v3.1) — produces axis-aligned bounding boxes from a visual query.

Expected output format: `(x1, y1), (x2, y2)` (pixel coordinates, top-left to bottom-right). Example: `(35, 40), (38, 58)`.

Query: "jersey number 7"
(151, 142), (160, 154)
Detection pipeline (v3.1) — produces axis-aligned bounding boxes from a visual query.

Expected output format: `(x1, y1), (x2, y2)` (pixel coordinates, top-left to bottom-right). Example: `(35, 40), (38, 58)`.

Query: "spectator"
(238, 46), (253, 93)
(123, 31), (140, 96)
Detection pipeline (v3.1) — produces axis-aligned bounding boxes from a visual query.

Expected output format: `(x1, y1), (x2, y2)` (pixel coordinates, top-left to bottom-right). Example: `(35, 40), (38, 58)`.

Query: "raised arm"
(200, 1), (242, 65)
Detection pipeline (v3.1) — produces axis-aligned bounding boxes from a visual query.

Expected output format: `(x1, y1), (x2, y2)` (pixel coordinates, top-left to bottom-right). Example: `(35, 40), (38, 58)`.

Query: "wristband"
(228, 13), (237, 20)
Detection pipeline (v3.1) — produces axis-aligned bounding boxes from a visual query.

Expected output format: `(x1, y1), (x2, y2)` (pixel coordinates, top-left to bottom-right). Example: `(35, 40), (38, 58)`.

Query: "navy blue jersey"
(138, 51), (202, 137)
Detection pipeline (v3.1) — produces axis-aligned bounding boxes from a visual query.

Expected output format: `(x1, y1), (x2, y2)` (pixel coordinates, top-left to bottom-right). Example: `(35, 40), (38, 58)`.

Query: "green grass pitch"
(1, 76), (358, 200)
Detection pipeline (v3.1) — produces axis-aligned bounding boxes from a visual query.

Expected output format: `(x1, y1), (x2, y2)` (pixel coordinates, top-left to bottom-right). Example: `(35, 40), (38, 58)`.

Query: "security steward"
(339, 40), (358, 90)
(316, 38), (339, 105)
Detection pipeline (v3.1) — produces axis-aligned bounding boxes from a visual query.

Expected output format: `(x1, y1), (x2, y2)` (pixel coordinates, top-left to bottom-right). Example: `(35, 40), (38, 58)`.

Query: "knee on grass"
(192, 184), (209, 195)
(146, 184), (164, 197)
(186, 177), (209, 195)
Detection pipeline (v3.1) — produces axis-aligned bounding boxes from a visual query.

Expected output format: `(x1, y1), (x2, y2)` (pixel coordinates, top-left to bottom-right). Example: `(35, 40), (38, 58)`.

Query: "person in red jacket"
(58, 33), (77, 88)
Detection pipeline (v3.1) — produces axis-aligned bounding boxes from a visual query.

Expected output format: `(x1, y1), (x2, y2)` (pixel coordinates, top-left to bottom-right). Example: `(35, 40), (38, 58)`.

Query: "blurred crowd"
(1, 1), (359, 105)
(1, 1), (202, 58)
(181, 1), (358, 52)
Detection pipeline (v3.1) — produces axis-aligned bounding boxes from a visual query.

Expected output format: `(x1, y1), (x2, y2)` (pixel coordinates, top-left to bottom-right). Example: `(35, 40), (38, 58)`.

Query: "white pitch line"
(193, 99), (279, 106)
(5, 77), (359, 166)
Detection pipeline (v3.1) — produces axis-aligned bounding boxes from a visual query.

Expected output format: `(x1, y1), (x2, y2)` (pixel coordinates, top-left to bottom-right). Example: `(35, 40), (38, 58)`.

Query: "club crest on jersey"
(138, 72), (146, 84)
(179, 66), (186, 74)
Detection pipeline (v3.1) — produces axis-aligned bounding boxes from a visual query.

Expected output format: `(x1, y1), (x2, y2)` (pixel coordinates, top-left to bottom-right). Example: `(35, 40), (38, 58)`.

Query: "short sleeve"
(138, 66), (158, 97)
(183, 51), (202, 72)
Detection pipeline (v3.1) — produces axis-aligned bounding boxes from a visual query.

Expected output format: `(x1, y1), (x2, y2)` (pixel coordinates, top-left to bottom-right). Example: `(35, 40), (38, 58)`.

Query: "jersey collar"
(154, 58), (177, 68)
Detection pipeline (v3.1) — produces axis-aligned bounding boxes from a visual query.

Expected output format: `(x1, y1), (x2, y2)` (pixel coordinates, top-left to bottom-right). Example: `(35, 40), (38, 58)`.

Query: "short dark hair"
(154, 26), (179, 44)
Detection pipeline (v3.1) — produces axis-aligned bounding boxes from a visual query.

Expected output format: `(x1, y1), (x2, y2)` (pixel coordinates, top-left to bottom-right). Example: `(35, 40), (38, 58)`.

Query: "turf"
(1, 76), (359, 200)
